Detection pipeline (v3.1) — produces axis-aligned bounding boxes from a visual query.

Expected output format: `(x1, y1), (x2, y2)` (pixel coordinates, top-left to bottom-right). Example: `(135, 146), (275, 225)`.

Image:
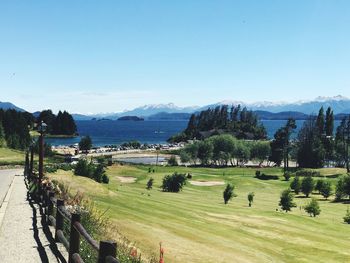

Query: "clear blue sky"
(1, 1), (350, 114)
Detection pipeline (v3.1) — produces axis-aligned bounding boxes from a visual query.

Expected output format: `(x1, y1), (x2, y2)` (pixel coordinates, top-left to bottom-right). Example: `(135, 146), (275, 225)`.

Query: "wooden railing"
(24, 153), (120, 263)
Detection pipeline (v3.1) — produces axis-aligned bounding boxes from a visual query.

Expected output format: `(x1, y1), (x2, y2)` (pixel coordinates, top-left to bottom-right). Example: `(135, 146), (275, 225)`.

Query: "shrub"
(223, 184), (235, 204)
(146, 178), (154, 190)
(74, 159), (94, 178)
(74, 159), (108, 184)
(248, 192), (255, 207)
(283, 172), (291, 181)
(255, 172), (279, 180)
(304, 198), (321, 217)
(301, 176), (315, 197)
(161, 173), (187, 192)
(93, 164), (106, 183)
(290, 176), (301, 194)
(296, 170), (321, 177)
(315, 179), (325, 193)
(319, 180), (332, 199)
(335, 175), (350, 201)
(279, 189), (296, 212)
(186, 173), (192, 179)
(343, 208), (350, 224)
(102, 174), (109, 184)
(167, 155), (178, 166)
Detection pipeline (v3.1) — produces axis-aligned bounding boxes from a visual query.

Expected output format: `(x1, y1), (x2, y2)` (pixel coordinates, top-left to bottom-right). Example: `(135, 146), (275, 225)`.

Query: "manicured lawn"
(0, 147), (25, 165)
(48, 165), (350, 263)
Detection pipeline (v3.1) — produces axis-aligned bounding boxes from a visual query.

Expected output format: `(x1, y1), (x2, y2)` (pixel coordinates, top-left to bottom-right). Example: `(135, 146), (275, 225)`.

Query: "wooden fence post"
(47, 191), (55, 225)
(69, 213), (81, 263)
(98, 241), (117, 263)
(55, 199), (64, 242)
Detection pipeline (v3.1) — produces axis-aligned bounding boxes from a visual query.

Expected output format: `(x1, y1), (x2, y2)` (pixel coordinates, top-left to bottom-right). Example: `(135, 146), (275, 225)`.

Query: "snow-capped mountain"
(202, 95), (350, 114)
(118, 103), (199, 117)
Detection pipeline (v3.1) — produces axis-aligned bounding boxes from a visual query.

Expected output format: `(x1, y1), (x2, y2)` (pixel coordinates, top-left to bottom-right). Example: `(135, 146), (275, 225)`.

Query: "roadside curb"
(0, 174), (18, 227)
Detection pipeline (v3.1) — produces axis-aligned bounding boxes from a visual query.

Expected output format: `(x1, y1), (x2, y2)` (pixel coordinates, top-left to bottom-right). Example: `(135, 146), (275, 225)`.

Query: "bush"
(279, 189), (296, 212)
(74, 159), (108, 184)
(296, 170), (321, 177)
(102, 174), (109, 184)
(290, 176), (301, 194)
(335, 175), (350, 201)
(146, 178), (154, 190)
(167, 155), (178, 166)
(248, 192), (254, 207)
(343, 208), (350, 224)
(223, 184), (235, 204)
(315, 179), (325, 193)
(186, 173), (192, 179)
(301, 176), (315, 197)
(255, 172), (279, 180)
(319, 180), (332, 199)
(304, 198), (321, 217)
(283, 172), (291, 181)
(161, 173), (187, 192)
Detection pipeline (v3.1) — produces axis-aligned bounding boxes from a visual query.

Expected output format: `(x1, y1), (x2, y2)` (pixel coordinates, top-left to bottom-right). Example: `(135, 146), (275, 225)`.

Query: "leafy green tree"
(197, 140), (213, 166)
(304, 198), (321, 217)
(179, 150), (190, 164)
(290, 176), (301, 194)
(233, 141), (250, 166)
(146, 178), (154, 190)
(184, 142), (199, 165)
(161, 173), (187, 192)
(319, 180), (332, 199)
(167, 155), (178, 166)
(279, 189), (296, 212)
(251, 141), (271, 166)
(209, 134), (236, 166)
(223, 184), (235, 204)
(248, 192), (255, 207)
(301, 176), (315, 197)
(79, 136), (92, 152)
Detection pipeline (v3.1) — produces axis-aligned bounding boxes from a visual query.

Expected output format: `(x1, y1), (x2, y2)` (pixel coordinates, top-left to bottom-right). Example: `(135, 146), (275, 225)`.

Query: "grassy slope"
(48, 165), (350, 263)
(0, 147), (25, 165)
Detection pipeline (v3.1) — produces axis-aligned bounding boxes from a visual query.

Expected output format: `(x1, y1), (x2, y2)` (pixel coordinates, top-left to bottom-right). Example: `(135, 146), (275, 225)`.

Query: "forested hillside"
(169, 105), (267, 142)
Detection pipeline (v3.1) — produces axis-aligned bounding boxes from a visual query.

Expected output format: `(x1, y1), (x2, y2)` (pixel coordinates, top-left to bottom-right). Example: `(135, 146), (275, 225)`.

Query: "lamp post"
(38, 121), (47, 182)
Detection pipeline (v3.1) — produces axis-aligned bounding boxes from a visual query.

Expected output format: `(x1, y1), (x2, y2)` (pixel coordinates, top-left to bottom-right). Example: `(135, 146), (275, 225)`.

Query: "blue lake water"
(46, 120), (341, 147)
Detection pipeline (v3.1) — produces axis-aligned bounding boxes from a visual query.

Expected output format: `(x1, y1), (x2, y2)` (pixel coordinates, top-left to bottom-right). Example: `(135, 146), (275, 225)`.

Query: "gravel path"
(0, 173), (68, 262)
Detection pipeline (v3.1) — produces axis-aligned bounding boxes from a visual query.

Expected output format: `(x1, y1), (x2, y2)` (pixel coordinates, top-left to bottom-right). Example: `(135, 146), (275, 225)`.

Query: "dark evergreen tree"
(297, 117), (325, 168)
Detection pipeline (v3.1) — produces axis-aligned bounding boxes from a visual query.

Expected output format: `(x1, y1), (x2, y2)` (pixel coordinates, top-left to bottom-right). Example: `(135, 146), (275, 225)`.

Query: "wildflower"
(159, 242), (165, 263)
(130, 247), (137, 258)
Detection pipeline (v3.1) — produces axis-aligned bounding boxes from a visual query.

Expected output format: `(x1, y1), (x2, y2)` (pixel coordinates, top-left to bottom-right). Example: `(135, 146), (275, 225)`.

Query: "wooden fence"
(25, 152), (120, 263)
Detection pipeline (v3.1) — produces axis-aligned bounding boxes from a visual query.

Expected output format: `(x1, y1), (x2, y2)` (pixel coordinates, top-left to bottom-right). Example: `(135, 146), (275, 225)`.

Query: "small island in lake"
(117, 116), (144, 121)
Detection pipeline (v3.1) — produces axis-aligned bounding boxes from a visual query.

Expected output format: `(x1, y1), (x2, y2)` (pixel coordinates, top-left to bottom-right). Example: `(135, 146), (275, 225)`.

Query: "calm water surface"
(46, 120), (341, 146)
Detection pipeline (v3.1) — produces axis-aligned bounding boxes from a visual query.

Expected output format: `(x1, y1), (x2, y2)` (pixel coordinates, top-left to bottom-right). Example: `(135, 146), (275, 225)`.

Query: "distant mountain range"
(0, 101), (25, 112)
(72, 95), (350, 120)
(2, 95), (350, 121)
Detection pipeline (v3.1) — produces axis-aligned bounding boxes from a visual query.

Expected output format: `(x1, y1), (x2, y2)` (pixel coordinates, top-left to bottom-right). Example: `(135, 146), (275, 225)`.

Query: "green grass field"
(0, 147), (25, 165)
(48, 165), (350, 263)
